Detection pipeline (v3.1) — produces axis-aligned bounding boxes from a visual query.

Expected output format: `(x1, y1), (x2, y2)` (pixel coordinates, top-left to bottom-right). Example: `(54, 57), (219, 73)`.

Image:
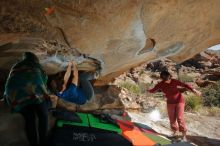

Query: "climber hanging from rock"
(49, 60), (100, 110)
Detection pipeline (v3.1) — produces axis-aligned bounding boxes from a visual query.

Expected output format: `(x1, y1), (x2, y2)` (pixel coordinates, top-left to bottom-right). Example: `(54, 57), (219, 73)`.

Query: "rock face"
(0, 0), (220, 85)
(0, 113), (29, 146)
(146, 51), (220, 86)
(0, 87), (28, 146)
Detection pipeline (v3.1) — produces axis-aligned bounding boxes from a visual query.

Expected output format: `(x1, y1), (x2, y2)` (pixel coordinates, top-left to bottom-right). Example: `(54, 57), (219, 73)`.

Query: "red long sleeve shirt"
(148, 79), (194, 104)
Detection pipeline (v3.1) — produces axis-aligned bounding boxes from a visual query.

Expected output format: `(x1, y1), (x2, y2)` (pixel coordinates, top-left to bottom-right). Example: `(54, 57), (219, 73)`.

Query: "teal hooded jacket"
(4, 52), (48, 112)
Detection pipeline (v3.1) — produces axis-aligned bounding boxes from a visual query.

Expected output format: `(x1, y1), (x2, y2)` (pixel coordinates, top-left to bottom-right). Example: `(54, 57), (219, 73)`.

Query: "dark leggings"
(19, 102), (48, 146)
(79, 72), (95, 100)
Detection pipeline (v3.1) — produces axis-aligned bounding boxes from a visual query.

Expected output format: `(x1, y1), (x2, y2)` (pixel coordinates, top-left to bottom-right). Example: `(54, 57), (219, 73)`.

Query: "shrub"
(138, 82), (154, 94)
(139, 70), (145, 76)
(185, 94), (201, 112)
(207, 107), (220, 117)
(153, 92), (164, 99)
(150, 73), (160, 79)
(197, 106), (220, 116)
(178, 74), (194, 83)
(201, 81), (220, 107)
(119, 82), (141, 95)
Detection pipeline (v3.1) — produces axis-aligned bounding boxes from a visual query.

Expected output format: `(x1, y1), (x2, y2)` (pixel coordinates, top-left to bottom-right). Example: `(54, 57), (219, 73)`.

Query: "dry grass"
(197, 106), (220, 117)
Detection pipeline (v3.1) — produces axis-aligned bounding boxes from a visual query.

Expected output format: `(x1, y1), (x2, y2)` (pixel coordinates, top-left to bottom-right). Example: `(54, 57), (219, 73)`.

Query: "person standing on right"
(147, 70), (201, 141)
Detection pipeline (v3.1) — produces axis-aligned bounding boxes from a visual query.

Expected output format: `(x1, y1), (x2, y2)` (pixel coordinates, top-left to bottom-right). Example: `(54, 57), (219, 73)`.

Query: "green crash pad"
(56, 112), (122, 134)
(57, 112), (89, 127)
(55, 112), (182, 145)
(88, 114), (121, 134)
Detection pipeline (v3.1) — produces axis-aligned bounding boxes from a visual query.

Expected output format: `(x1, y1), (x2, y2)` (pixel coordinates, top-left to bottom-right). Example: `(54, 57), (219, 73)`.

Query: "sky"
(207, 44), (220, 50)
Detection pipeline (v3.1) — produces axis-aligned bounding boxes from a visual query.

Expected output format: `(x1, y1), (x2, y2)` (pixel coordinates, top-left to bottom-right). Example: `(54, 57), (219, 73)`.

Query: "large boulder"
(0, 112), (29, 146)
(0, 0), (220, 85)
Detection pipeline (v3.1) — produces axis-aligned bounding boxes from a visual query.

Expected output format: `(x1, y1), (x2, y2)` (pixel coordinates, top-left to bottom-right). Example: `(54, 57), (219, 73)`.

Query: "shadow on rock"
(187, 135), (220, 146)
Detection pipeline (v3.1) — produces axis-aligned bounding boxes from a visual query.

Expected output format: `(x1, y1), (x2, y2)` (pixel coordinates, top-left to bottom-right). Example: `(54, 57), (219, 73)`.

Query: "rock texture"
(0, 96), (20, 146)
(0, 112), (28, 146)
(129, 112), (220, 146)
(0, 0), (220, 85)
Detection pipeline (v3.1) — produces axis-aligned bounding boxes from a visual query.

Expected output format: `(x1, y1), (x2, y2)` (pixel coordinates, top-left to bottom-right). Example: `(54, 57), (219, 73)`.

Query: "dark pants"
(19, 102), (48, 146)
(79, 72), (95, 100)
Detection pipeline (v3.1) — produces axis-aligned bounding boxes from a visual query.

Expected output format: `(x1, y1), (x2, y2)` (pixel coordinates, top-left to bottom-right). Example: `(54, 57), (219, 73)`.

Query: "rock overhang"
(0, 0), (220, 85)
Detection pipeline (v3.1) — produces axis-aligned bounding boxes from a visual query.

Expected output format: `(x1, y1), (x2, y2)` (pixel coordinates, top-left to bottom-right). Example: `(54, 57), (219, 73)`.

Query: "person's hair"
(12, 51), (42, 70)
(47, 74), (64, 93)
(23, 52), (39, 63)
(56, 79), (64, 92)
(160, 70), (171, 81)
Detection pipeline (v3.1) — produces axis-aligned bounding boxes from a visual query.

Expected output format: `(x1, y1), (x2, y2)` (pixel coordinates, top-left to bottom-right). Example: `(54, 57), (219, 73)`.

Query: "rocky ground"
(128, 111), (220, 146)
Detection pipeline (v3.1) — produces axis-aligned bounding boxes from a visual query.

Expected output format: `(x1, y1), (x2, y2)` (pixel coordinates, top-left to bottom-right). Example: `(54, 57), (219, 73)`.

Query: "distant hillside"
(206, 50), (220, 57)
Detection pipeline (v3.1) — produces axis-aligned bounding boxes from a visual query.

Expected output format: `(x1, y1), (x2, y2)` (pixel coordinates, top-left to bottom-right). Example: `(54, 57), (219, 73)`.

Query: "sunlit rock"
(0, 0), (220, 85)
